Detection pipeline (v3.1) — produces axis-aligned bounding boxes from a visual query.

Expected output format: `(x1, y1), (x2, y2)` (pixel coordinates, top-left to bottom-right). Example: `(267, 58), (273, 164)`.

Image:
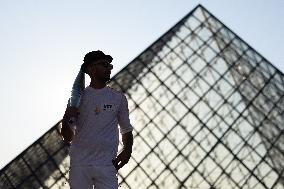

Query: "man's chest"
(80, 94), (120, 120)
(92, 101), (118, 116)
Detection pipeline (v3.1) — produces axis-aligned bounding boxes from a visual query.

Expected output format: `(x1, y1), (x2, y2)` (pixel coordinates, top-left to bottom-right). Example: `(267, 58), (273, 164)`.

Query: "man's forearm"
(122, 131), (133, 152)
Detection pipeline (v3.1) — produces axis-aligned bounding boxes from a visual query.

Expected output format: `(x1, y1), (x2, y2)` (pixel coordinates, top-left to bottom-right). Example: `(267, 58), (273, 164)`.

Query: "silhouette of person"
(61, 50), (133, 189)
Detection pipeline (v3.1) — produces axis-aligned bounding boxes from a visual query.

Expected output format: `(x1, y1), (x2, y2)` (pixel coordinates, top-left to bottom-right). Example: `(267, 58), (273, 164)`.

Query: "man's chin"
(103, 77), (111, 83)
(97, 75), (110, 83)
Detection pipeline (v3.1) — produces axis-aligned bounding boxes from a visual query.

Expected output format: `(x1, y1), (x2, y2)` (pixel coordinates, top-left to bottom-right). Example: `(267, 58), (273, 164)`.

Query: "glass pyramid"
(1, 4), (283, 189)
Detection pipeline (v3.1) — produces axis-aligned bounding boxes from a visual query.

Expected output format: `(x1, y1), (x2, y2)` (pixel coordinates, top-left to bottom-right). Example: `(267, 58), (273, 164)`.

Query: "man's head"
(81, 50), (113, 82)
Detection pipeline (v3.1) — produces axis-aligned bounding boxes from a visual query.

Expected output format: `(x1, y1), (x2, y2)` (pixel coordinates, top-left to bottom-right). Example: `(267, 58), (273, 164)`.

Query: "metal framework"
(1, 4), (283, 189)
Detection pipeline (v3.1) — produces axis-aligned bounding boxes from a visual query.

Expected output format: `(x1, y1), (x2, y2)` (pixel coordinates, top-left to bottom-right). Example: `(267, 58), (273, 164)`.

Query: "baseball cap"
(81, 50), (113, 73)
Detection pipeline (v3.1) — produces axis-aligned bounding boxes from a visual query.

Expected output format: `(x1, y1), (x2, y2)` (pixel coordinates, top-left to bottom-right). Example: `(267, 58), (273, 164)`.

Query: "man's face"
(87, 59), (113, 82)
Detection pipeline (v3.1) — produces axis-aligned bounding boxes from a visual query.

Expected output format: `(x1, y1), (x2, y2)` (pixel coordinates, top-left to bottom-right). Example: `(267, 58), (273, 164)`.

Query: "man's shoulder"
(107, 86), (125, 97)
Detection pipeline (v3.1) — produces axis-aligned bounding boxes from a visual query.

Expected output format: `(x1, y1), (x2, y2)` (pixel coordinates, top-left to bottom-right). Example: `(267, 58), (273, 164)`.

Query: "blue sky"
(0, 0), (283, 169)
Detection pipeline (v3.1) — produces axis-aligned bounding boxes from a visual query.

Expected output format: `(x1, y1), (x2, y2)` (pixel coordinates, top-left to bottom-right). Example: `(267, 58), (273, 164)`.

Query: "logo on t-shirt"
(103, 104), (114, 111)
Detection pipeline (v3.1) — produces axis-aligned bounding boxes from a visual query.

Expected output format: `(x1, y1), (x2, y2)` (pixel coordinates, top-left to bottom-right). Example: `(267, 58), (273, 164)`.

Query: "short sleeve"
(118, 94), (133, 134)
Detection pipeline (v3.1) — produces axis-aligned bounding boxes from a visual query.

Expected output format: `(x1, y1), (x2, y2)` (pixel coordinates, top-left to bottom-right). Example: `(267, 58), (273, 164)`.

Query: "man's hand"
(60, 106), (80, 143)
(60, 121), (75, 144)
(112, 131), (133, 171)
(112, 148), (132, 171)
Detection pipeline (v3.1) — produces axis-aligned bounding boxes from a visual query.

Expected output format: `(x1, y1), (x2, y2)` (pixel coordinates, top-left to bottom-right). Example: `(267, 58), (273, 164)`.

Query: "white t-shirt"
(70, 86), (133, 166)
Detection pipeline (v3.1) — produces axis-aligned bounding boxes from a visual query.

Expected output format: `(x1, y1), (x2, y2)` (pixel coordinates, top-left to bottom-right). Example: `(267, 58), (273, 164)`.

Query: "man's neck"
(90, 79), (107, 89)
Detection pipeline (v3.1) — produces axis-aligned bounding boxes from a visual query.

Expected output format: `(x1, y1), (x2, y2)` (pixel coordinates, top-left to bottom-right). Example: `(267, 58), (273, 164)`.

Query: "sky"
(0, 0), (283, 169)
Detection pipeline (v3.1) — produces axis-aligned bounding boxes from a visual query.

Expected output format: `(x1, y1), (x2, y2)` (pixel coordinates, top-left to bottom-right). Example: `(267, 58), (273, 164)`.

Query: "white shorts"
(69, 165), (118, 189)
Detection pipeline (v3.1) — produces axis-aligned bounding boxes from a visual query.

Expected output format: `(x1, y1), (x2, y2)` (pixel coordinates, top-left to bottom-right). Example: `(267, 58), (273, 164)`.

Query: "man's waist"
(70, 158), (115, 167)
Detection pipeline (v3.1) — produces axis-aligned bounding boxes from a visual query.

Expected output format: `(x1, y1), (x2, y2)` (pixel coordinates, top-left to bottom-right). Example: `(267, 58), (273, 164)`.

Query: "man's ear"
(86, 65), (96, 76)
(86, 65), (92, 75)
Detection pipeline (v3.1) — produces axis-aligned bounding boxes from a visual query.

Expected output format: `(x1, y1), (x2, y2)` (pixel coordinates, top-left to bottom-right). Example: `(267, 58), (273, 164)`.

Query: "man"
(61, 50), (133, 189)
